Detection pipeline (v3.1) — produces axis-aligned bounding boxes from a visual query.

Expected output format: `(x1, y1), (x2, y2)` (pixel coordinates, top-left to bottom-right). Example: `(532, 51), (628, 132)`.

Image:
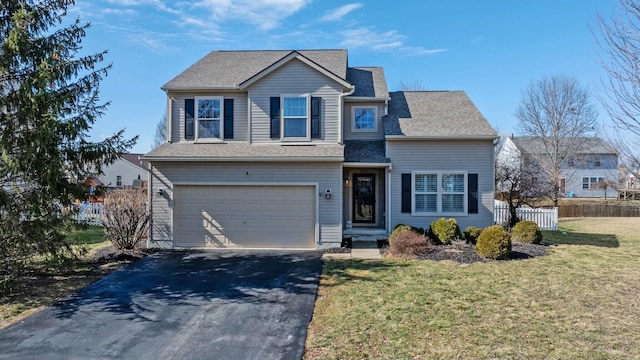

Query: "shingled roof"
(163, 49), (348, 90)
(346, 67), (389, 98)
(510, 136), (617, 155)
(385, 91), (496, 138)
(144, 142), (344, 161)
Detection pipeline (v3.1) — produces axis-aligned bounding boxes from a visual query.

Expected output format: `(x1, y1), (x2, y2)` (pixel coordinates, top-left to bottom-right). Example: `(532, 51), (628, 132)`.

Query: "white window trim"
(411, 171), (468, 216)
(195, 96), (224, 142)
(582, 176), (605, 189)
(352, 106), (378, 132)
(281, 94), (311, 141)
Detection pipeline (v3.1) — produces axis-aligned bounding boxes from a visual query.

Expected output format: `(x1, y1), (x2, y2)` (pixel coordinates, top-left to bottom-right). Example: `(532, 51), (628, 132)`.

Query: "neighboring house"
(143, 49), (497, 249)
(498, 136), (619, 198)
(98, 153), (149, 189)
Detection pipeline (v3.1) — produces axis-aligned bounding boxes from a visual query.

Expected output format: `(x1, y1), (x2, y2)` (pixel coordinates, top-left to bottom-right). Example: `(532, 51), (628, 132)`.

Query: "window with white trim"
(352, 107), (377, 131)
(413, 172), (467, 215)
(582, 176), (604, 189)
(196, 96), (223, 140)
(282, 95), (309, 140)
(116, 175), (122, 187)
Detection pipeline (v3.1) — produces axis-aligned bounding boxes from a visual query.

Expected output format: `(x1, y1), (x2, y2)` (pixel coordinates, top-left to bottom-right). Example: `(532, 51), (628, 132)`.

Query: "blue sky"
(71, 0), (617, 153)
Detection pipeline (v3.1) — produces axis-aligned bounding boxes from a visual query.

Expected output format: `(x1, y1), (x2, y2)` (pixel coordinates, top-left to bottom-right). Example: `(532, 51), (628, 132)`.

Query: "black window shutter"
(270, 97), (280, 139)
(468, 173), (478, 214)
(185, 98), (194, 139)
(401, 173), (412, 213)
(311, 97), (321, 138)
(224, 98), (234, 139)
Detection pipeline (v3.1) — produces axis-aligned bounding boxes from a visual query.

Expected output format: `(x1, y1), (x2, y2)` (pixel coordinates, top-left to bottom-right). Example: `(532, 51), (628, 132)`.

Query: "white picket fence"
(73, 203), (104, 226)
(494, 200), (558, 230)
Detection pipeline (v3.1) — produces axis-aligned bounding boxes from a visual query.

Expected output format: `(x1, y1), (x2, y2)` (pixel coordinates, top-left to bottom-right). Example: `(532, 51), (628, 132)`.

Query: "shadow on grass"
(321, 259), (409, 287)
(543, 230), (619, 248)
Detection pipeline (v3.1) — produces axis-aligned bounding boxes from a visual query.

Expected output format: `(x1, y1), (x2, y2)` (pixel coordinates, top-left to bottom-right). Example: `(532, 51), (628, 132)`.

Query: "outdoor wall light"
(325, 189), (332, 199)
(344, 177), (350, 186)
(158, 188), (164, 196)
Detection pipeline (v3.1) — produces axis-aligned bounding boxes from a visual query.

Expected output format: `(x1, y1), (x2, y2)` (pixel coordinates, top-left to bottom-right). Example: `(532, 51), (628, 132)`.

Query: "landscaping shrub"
(393, 223), (425, 235)
(389, 227), (430, 257)
(511, 221), (543, 244)
(475, 225), (511, 260)
(429, 218), (461, 245)
(103, 189), (150, 251)
(463, 226), (483, 244)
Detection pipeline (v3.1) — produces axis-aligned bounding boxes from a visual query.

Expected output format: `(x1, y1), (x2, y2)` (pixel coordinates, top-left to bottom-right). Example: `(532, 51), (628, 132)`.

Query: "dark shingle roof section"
(120, 153), (149, 170)
(510, 136), (617, 155)
(163, 49), (348, 90)
(346, 67), (389, 98)
(385, 91), (496, 137)
(144, 142), (344, 160)
(344, 140), (389, 163)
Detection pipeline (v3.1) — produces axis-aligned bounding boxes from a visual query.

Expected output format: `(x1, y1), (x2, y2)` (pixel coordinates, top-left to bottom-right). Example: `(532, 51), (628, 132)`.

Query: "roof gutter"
(141, 156), (345, 162)
(385, 135), (499, 141)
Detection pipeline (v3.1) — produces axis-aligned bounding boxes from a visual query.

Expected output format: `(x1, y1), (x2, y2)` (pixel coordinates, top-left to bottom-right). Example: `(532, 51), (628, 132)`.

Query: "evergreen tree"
(0, 0), (136, 282)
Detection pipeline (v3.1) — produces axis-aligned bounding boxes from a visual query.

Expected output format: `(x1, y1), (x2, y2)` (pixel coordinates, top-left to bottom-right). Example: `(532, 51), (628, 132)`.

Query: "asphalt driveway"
(0, 250), (322, 360)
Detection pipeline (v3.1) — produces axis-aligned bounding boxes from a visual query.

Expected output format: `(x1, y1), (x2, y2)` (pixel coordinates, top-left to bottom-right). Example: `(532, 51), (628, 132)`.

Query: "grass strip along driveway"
(305, 218), (640, 359)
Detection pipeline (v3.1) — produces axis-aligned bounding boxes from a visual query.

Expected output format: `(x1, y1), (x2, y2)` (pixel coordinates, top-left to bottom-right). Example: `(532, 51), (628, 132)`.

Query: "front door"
(353, 173), (375, 224)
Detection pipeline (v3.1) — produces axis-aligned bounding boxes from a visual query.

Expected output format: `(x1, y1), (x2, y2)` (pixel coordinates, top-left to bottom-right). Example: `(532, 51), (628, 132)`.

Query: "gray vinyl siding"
(343, 102), (386, 140)
(248, 59), (344, 143)
(148, 161), (343, 248)
(562, 168), (619, 198)
(168, 92), (248, 143)
(388, 139), (495, 230)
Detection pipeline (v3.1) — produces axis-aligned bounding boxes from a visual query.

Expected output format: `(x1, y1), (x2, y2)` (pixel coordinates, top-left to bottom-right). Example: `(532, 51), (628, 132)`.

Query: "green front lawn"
(305, 218), (640, 359)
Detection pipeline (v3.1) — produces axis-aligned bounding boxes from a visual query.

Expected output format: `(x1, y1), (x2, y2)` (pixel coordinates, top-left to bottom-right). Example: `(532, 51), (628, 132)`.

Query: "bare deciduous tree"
(515, 75), (598, 206)
(103, 190), (149, 251)
(495, 148), (548, 227)
(594, 0), (640, 180)
(152, 113), (167, 149)
(399, 80), (427, 91)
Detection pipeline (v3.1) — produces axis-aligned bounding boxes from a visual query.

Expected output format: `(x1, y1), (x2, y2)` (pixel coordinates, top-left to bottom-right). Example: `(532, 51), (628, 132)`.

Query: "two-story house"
(143, 49), (497, 249)
(98, 153), (149, 189)
(498, 136), (619, 198)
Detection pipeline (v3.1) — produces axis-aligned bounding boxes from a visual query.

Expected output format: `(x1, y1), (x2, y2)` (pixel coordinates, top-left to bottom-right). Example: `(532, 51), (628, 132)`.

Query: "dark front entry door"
(353, 173), (375, 224)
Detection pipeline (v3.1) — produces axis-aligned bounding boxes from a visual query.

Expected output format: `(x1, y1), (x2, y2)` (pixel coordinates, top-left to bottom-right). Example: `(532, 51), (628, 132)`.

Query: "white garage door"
(173, 185), (316, 248)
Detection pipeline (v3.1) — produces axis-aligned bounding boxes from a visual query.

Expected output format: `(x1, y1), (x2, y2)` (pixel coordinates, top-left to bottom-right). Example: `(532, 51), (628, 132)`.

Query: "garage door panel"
(174, 185), (315, 248)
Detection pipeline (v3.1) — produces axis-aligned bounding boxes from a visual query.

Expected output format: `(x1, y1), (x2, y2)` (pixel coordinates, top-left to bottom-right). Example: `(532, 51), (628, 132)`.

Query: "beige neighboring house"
(99, 153), (149, 189)
(143, 49), (497, 249)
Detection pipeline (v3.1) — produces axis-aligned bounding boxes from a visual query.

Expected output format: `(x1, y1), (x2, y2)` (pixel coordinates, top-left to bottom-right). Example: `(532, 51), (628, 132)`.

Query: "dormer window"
(196, 96), (223, 141)
(282, 95), (310, 141)
(352, 107), (377, 131)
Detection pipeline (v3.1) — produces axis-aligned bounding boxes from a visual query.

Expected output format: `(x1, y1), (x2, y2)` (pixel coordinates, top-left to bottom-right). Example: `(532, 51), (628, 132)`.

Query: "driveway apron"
(0, 250), (322, 360)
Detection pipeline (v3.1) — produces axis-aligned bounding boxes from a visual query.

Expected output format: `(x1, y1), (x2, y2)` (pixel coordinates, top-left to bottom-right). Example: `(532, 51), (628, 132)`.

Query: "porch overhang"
(343, 162), (391, 169)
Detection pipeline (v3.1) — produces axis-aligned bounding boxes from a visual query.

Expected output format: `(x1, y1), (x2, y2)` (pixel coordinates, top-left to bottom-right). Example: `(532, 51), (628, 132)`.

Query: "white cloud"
(104, 0), (181, 15)
(340, 26), (448, 55)
(193, 0), (312, 31)
(319, 3), (362, 22)
(102, 8), (137, 15)
(103, 25), (178, 53)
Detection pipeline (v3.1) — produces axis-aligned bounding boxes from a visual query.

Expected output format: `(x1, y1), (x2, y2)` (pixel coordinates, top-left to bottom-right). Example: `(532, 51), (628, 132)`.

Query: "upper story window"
(282, 95), (310, 140)
(593, 155), (602, 167)
(196, 96), (223, 141)
(413, 172), (467, 215)
(352, 107), (377, 131)
(116, 175), (122, 187)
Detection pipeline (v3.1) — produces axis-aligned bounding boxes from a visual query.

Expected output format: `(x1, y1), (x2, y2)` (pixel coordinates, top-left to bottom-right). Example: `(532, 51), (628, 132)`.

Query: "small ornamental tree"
(103, 190), (149, 251)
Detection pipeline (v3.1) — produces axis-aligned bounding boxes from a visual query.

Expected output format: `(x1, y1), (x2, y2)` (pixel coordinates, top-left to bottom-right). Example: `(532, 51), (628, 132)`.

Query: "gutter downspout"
(338, 85), (355, 242)
(165, 90), (172, 143)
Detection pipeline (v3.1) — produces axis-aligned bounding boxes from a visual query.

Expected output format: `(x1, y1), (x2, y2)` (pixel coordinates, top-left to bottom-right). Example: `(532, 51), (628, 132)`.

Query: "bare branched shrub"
(389, 228), (430, 258)
(103, 189), (149, 251)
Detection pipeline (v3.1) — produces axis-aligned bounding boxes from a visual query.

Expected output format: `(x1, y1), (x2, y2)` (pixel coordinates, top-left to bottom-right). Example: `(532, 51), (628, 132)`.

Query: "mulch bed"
(380, 240), (549, 264)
